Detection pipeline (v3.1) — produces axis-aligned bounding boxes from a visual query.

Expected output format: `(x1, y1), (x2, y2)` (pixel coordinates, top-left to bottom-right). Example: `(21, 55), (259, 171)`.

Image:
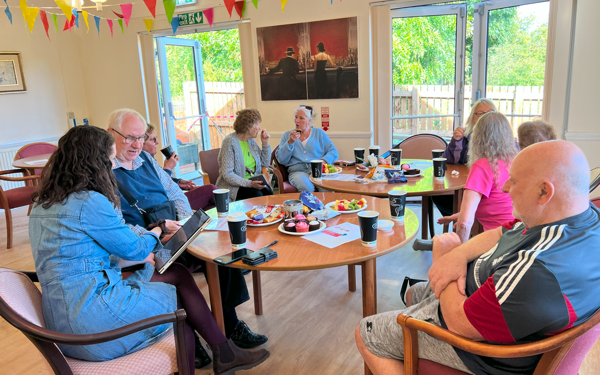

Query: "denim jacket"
(29, 191), (177, 361)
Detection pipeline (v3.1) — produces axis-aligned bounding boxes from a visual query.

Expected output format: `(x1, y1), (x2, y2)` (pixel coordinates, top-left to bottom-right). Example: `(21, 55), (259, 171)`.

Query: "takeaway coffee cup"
(311, 160), (323, 180)
(161, 145), (175, 160)
(433, 158), (447, 179)
(358, 211), (379, 247)
(226, 212), (247, 250)
(354, 148), (366, 164)
(369, 145), (380, 158)
(390, 149), (402, 168)
(388, 190), (407, 221)
(213, 189), (230, 216)
(432, 149), (445, 159)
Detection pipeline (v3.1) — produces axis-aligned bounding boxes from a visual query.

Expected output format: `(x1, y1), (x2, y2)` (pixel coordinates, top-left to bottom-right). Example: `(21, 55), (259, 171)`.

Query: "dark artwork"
(257, 17), (358, 101)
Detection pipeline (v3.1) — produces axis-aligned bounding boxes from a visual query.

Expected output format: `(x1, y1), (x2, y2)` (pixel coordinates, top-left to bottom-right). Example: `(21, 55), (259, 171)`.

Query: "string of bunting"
(3, 0), (333, 39)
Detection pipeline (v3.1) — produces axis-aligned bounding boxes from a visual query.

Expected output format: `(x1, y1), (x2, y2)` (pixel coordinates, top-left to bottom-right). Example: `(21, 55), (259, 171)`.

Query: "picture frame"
(0, 52), (26, 94)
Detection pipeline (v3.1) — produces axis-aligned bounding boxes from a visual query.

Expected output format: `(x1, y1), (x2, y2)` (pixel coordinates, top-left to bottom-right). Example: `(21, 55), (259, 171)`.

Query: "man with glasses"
(108, 108), (268, 369)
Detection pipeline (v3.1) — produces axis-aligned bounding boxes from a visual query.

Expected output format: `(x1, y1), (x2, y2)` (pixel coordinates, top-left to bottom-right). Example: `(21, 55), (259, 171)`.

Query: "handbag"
(116, 181), (176, 227)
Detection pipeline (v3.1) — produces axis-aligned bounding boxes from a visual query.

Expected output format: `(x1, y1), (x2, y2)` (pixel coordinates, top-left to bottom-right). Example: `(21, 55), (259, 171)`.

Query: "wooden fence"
(393, 85), (544, 137)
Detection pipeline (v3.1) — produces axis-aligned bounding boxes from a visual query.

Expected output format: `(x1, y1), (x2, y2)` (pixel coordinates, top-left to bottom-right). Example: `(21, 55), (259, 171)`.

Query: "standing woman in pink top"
(439, 112), (518, 243)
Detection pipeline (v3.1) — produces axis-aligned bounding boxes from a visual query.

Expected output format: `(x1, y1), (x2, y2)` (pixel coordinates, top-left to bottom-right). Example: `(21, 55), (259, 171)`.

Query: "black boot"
(211, 339), (269, 375)
(228, 320), (268, 349)
(194, 331), (212, 369)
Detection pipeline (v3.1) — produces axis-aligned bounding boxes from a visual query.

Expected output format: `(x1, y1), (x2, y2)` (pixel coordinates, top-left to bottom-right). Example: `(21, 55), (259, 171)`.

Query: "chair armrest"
(270, 167), (284, 193)
(0, 173), (41, 182)
(200, 171), (211, 186)
(397, 314), (582, 358)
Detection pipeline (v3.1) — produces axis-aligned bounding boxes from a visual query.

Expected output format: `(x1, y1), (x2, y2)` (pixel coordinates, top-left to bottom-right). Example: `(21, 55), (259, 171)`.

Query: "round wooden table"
(11, 153), (53, 173)
(311, 159), (470, 239)
(186, 192), (418, 330)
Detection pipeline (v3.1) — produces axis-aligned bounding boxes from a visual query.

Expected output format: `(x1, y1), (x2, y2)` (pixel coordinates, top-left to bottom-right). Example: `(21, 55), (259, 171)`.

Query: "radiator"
(0, 148), (23, 191)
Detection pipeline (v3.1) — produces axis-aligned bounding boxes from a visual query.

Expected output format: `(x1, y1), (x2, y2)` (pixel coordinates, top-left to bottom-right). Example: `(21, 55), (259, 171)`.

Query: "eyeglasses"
(147, 136), (158, 144)
(300, 105), (313, 114)
(112, 129), (149, 144)
(474, 110), (494, 116)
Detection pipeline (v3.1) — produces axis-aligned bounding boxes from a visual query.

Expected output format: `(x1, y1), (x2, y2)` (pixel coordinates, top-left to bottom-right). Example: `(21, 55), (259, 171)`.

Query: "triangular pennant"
(54, 0), (72, 21)
(82, 10), (89, 32)
(251, 0), (257, 8)
(280, 0), (287, 12)
(107, 18), (113, 38)
(63, 12), (75, 31)
(72, 9), (79, 28)
(203, 7), (213, 27)
(112, 10), (123, 18)
(143, 18), (152, 32)
(3, 0), (12, 24)
(40, 10), (50, 39)
(162, 0), (175, 22)
(52, 13), (58, 33)
(170, 15), (178, 34)
(94, 15), (100, 35)
(19, 0), (27, 24)
(234, 1), (244, 19)
(143, 0), (156, 18)
(118, 18), (124, 34)
(26, 7), (39, 32)
(224, 0), (235, 17)
(120, 3), (132, 27)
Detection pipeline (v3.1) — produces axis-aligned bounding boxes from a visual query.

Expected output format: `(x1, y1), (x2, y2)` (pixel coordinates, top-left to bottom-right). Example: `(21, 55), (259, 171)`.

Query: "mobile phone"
(214, 249), (254, 265)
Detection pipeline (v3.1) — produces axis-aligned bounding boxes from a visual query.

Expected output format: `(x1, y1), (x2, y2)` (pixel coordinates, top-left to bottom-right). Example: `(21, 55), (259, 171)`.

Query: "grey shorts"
(359, 282), (474, 374)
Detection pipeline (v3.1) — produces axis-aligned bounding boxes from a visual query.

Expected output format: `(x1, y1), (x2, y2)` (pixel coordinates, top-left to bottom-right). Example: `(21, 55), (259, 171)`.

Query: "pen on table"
(265, 240), (278, 248)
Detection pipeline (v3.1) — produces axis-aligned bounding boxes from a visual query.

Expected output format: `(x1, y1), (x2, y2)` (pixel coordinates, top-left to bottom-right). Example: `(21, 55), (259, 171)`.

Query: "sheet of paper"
(303, 222), (361, 249)
(204, 217), (229, 231)
(24, 159), (48, 165)
(321, 174), (362, 181)
(407, 160), (433, 170)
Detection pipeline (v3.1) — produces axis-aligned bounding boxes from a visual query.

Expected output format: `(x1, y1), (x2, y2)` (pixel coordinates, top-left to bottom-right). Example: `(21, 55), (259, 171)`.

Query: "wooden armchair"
(0, 268), (191, 375)
(270, 145), (299, 194)
(0, 169), (40, 248)
(397, 309), (600, 375)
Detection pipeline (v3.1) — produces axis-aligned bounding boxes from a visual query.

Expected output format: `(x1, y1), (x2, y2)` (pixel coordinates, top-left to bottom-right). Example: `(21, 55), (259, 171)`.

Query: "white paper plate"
(325, 201), (367, 214)
(322, 167), (343, 175)
(247, 217), (283, 227)
(278, 221), (326, 236)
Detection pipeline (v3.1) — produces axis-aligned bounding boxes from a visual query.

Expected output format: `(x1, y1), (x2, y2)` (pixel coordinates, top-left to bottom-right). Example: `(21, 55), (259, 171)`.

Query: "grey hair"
(464, 98), (497, 137)
(108, 108), (147, 132)
(517, 119), (557, 149)
(468, 112), (518, 185)
(294, 105), (317, 124)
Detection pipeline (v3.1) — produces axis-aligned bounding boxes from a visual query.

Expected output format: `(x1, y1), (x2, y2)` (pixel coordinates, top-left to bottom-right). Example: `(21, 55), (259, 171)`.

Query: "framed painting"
(0, 52), (26, 93)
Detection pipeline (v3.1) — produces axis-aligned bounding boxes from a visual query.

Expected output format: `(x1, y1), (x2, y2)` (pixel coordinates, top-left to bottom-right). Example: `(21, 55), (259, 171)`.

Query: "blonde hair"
(146, 123), (156, 134)
(468, 112), (518, 184)
(464, 98), (497, 137)
(517, 119), (557, 149)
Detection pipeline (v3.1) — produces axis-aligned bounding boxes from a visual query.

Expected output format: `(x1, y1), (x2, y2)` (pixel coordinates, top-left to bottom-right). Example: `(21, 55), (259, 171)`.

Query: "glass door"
(390, 4), (467, 145)
(472, 0), (549, 130)
(156, 37), (209, 180)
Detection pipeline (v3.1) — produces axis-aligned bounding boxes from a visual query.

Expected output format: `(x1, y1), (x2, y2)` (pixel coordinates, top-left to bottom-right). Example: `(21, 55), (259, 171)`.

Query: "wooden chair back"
(270, 146), (298, 194)
(590, 166), (600, 194)
(396, 134), (448, 160)
(14, 142), (57, 175)
(199, 148), (221, 185)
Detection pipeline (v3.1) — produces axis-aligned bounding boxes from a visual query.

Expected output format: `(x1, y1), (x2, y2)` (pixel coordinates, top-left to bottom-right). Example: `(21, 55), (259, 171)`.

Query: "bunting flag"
(224, 0), (235, 17)
(72, 8), (79, 28)
(162, 0), (175, 22)
(251, 0), (257, 8)
(120, 3), (132, 27)
(143, 18), (152, 32)
(20, 0), (39, 33)
(94, 15), (100, 35)
(203, 7), (213, 26)
(170, 15), (178, 33)
(112, 10), (123, 18)
(52, 13), (58, 33)
(143, 0), (156, 18)
(3, 0), (12, 24)
(234, 1), (245, 19)
(82, 10), (89, 32)
(107, 18), (113, 38)
(63, 17), (73, 31)
(40, 9), (50, 39)
(118, 18), (124, 34)
(281, 0), (287, 12)
(54, 0), (72, 21)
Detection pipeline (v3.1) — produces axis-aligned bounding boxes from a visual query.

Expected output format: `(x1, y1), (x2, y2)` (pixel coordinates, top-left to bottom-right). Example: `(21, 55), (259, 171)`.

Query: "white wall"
(0, 15), (88, 146)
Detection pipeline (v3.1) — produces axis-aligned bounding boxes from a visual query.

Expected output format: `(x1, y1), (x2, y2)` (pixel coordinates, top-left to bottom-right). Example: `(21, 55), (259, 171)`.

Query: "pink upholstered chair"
(0, 268), (191, 375)
(396, 307), (600, 375)
(270, 145), (299, 194)
(199, 148), (221, 185)
(14, 142), (57, 176)
(0, 169), (40, 249)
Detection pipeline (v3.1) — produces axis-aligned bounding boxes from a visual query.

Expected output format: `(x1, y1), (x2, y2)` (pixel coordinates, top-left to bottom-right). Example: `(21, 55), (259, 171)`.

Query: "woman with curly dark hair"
(29, 126), (268, 374)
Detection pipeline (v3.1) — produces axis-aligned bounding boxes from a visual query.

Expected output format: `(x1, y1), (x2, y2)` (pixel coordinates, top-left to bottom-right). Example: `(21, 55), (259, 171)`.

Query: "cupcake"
(285, 219), (295, 226)
(294, 214), (307, 221)
(285, 222), (296, 232)
(306, 216), (317, 222)
(295, 222), (309, 232)
(309, 220), (320, 231)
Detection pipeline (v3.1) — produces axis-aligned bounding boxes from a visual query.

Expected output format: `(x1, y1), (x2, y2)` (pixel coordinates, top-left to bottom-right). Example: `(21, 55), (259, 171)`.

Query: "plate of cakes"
(278, 214), (326, 236)
(245, 205), (285, 226)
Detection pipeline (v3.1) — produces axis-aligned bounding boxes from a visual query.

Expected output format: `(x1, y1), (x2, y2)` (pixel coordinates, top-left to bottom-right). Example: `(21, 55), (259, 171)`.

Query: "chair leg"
(348, 265), (356, 292)
(27, 204), (33, 216)
(428, 197), (435, 237)
(252, 270), (263, 315)
(5, 208), (13, 249)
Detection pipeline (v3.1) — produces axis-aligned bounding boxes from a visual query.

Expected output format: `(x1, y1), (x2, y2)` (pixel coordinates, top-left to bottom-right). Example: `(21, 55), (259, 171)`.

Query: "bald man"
(356, 141), (600, 375)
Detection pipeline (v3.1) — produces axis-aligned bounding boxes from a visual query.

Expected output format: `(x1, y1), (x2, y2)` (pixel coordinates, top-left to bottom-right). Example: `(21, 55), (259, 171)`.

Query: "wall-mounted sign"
(178, 11), (203, 26)
(176, 0), (197, 6)
(321, 107), (330, 131)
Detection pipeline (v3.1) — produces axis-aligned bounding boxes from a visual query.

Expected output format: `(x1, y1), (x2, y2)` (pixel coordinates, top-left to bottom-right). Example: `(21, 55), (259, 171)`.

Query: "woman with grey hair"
(216, 108), (272, 201)
(438, 112), (517, 243)
(275, 105), (339, 192)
